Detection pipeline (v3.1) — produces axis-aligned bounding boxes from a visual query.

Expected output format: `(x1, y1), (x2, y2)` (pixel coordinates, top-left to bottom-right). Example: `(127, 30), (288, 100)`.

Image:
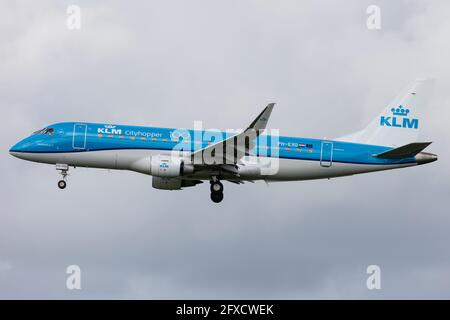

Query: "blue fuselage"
(9, 122), (417, 167)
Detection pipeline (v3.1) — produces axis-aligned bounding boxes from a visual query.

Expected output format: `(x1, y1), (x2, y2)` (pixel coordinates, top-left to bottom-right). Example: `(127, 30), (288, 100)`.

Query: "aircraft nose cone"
(9, 144), (22, 158)
(416, 152), (438, 165)
(9, 142), (22, 154)
(9, 139), (30, 157)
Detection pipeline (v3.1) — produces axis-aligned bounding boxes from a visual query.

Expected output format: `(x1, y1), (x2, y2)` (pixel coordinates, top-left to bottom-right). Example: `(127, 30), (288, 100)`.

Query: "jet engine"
(150, 155), (194, 177)
(152, 177), (202, 190)
(146, 155), (198, 190)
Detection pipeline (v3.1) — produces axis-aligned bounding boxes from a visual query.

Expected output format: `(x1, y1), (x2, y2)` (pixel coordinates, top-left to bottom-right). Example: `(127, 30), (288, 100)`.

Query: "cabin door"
(73, 123), (87, 150)
(320, 141), (333, 167)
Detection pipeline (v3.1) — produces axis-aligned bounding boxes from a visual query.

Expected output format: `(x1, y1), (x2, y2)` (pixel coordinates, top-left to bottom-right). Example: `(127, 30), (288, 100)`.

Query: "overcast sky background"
(1, 0), (449, 299)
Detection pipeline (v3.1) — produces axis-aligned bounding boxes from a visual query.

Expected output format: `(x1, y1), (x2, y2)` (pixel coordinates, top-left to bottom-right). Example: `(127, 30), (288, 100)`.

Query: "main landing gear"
(210, 177), (224, 203)
(56, 164), (69, 190)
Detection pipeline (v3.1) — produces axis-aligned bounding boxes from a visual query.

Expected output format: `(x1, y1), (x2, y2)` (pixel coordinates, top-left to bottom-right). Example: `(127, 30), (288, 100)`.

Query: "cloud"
(0, 261), (12, 272)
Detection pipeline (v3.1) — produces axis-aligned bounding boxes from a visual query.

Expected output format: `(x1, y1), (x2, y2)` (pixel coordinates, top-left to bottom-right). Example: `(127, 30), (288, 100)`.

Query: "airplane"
(9, 79), (437, 203)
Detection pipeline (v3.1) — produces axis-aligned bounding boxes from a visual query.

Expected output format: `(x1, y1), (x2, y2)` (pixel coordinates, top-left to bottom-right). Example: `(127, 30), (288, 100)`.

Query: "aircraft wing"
(191, 103), (275, 165)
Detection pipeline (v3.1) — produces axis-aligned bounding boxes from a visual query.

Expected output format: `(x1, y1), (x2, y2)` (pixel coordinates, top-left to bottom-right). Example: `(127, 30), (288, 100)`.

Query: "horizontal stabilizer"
(375, 142), (432, 159)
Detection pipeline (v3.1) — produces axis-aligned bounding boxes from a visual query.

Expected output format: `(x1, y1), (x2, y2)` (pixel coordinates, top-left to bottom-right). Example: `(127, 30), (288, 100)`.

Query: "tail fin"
(338, 79), (434, 147)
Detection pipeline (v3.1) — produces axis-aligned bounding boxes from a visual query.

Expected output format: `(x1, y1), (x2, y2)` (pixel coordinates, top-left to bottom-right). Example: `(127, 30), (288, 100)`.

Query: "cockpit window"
(33, 127), (54, 135)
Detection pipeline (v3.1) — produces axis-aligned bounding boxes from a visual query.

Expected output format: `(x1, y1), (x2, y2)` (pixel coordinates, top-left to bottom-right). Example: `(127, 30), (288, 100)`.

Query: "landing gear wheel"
(56, 164), (69, 190)
(210, 191), (224, 203)
(58, 180), (67, 189)
(210, 181), (224, 193)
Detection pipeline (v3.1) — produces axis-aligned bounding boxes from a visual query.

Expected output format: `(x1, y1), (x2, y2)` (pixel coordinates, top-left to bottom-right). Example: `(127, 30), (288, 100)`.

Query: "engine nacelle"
(150, 155), (194, 177)
(152, 177), (202, 190)
(152, 176), (182, 190)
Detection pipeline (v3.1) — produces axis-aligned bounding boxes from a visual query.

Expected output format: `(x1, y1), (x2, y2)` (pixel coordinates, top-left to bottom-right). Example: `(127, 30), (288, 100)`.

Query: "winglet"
(375, 142), (432, 159)
(247, 103), (275, 131)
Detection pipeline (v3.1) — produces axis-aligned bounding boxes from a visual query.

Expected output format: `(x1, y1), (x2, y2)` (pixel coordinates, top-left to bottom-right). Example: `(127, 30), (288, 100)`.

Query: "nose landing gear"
(210, 178), (224, 203)
(56, 164), (69, 190)
(58, 180), (67, 189)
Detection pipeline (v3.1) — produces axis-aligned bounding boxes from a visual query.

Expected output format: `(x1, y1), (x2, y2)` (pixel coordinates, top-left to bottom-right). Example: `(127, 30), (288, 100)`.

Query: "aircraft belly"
(15, 150), (416, 182)
(67, 149), (161, 170)
(34, 150), (118, 169)
(265, 158), (416, 181)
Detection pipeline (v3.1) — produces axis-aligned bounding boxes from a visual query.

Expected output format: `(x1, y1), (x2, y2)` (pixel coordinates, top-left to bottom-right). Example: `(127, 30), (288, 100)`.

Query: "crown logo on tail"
(390, 105), (410, 117)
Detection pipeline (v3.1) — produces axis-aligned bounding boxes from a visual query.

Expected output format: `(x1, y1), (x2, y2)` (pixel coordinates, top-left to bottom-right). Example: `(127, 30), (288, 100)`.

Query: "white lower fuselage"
(11, 149), (416, 182)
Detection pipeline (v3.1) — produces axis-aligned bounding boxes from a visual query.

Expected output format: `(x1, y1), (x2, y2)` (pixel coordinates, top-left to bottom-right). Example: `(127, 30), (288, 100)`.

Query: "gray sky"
(1, 0), (449, 299)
